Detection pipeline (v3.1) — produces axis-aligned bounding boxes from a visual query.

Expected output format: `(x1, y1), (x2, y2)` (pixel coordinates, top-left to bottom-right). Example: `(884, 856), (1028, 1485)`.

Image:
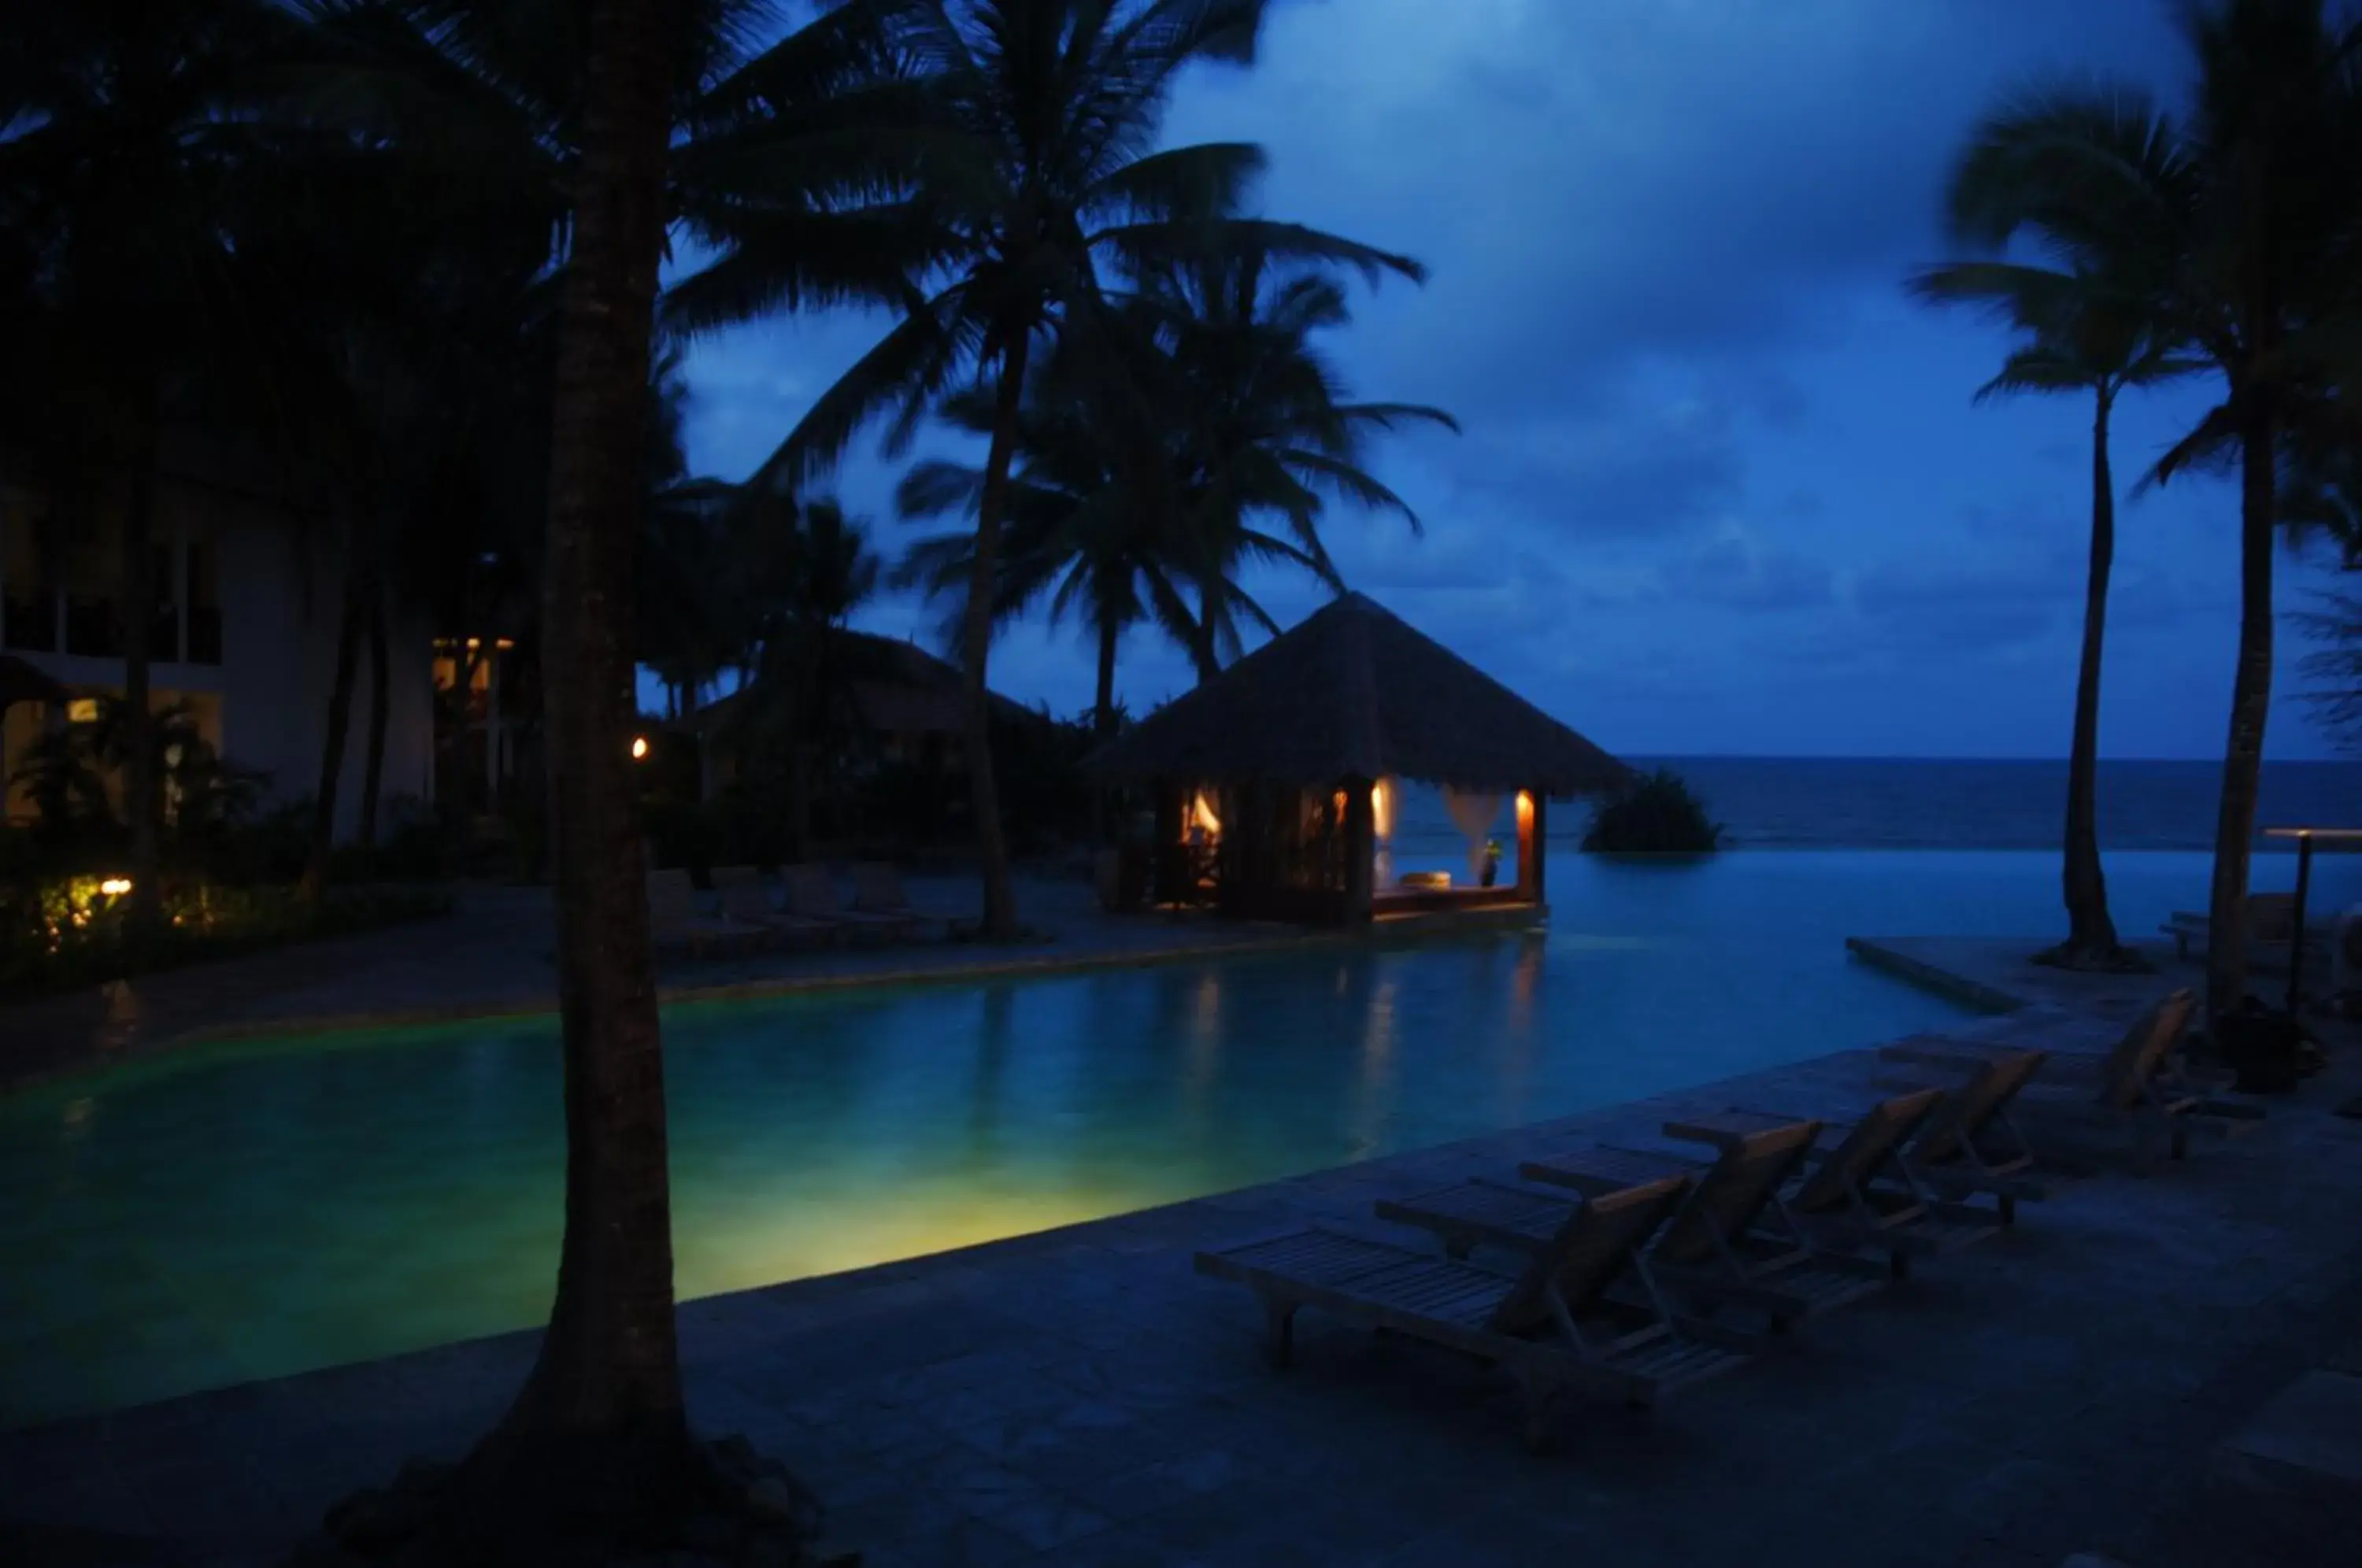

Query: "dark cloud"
(1659, 534), (1835, 612)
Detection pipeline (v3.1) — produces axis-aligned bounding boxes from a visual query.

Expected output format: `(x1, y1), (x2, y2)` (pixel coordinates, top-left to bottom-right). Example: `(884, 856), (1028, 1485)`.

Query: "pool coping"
(1843, 935), (2032, 1012)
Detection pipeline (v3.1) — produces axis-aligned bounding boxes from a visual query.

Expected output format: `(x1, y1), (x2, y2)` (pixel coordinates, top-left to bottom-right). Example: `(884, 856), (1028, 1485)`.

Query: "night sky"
(674, 0), (2356, 760)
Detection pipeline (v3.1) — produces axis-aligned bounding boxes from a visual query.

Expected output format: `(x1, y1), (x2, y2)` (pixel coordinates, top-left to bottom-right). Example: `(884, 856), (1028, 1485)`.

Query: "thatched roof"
(1085, 593), (1631, 796)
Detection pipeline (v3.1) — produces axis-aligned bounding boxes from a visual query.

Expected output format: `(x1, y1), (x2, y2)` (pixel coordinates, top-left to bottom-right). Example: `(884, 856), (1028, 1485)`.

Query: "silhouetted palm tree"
(897, 246), (1453, 741)
(1912, 251), (2197, 969)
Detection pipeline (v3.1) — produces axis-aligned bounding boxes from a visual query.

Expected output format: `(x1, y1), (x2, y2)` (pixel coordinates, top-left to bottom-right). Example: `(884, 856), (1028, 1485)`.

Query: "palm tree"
(1908, 258), (2197, 969)
(0, 0), (293, 934)
(1940, 0), (2362, 1021)
(301, 0), (740, 1556)
(670, 0), (1427, 940)
(898, 248), (1453, 734)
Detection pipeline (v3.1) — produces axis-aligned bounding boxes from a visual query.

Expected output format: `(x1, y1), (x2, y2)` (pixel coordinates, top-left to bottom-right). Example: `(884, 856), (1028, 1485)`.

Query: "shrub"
(0, 878), (455, 1000)
(1580, 769), (1727, 855)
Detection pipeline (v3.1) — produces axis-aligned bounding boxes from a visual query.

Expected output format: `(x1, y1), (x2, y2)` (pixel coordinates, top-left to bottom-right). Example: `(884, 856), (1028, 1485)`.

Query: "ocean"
(1386, 757), (2362, 854)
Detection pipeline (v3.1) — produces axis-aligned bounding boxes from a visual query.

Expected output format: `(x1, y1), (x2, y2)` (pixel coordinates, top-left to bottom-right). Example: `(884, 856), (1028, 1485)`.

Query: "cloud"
(1658, 530), (1834, 612)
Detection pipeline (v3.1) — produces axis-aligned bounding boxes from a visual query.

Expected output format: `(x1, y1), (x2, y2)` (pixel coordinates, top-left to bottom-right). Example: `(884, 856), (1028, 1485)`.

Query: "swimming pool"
(4, 847), (2355, 1428)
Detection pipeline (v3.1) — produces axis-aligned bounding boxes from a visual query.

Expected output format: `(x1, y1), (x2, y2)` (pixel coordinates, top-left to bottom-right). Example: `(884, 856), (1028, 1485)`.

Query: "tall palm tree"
(305, 0), (731, 1558)
(898, 249), (1453, 733)
(1942, 0), (2362, 1021)
(1908, 258), (2197, 969)
(0, 0), (293, 933)
(670, 0), (1427, 941)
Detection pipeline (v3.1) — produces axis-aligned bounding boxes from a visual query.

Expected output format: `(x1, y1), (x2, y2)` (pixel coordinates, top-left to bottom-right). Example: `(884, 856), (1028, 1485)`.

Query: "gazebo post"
(1517, 790), (1546, 904)
(1343, 775), (1375, 926)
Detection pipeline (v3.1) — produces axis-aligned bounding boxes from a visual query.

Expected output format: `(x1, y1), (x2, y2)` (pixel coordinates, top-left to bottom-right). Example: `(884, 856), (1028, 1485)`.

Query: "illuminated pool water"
(4, 848), (2356, 1427)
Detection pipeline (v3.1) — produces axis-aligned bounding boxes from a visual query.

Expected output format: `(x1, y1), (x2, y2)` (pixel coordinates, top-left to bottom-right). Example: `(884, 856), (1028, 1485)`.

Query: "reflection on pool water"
(4, 848), (2356, 1426)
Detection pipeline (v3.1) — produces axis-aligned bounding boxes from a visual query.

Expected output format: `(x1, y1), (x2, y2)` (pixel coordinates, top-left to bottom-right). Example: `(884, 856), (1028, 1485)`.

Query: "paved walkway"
(0, 875), (1347, 1094)
(4, 936), (2360, 1566)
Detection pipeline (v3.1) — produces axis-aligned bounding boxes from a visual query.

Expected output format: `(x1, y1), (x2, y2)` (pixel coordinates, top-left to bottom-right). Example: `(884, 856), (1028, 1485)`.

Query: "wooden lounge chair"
(783, 864), (913, 942)
(710, 866), (837, 945)
(1723, 1087), (2005, 1267)
(1883, 991), (2208, 1171)
(1383, 1091), (1962, 1282)
(1194, 1173), (1756, 1448)
(849, 861), (935, 937)
(1864, 1045), (2064, 1219)
(646, 868), (763, 957)
(1521, 1117), (1888, 1327)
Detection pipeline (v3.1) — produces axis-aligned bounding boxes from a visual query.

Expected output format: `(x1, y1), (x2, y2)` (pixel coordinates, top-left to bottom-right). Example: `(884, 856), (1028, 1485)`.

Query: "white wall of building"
(1, 470), (436, 841)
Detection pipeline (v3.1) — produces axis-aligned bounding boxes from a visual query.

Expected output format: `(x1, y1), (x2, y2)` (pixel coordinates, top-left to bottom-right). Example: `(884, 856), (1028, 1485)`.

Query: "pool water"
(4, 848), (2356, 1427)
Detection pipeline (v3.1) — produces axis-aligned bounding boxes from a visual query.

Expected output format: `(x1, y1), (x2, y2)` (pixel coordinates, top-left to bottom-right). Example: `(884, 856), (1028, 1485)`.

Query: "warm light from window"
(67, 698), (98, 723)
(98, 877), (132, 897)
(1188, 790), (1222, 836)
(1372, 778), (1396, 840)
(631, 736), (650, 760)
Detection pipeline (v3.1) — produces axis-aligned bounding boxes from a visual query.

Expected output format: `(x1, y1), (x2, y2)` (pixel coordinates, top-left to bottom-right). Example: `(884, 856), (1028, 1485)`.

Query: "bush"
(0, 876), (455, 1000)
(1580, 769), (1727, 855)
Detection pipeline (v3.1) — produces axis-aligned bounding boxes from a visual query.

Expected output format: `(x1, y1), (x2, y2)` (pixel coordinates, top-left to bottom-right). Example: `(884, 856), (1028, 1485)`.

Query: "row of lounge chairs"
(1197, 987), (2261, 1448)
(646, 864), (935, 956)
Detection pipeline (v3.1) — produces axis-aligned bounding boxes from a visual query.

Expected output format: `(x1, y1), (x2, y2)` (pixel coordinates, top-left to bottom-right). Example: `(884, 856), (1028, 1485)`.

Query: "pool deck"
(6, 934), (2362, 1566)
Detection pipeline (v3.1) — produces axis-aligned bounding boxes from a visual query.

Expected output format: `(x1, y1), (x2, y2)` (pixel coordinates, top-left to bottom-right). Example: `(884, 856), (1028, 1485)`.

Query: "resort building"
(0, 444), (437, 837)
(1088, 591), (1632, 926)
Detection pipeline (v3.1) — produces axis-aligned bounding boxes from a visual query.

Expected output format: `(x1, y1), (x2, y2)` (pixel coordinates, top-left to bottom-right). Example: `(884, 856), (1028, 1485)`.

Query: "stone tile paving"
(5, 949), (2362, 1568)
(0, 874), (1335, 1094)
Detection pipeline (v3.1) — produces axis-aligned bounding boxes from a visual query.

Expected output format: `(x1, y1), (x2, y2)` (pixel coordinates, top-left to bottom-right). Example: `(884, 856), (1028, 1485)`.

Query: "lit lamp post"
(2262, 826), (2362, 1015)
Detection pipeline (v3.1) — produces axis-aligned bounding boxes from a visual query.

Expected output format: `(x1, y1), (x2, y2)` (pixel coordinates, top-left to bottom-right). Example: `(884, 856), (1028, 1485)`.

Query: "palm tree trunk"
(495, 0), (683, 1466)
(119, 456), (163, 937)
(962, 327), (1032, 940)
(1094, 616), (1120, 739)
(1092, 615), (1120, 845)
(2205, 402), (2279, 1023)
(2049, 387), (2123, 964)
(358, 582), (390, 852)
(299, 568), (368, 902)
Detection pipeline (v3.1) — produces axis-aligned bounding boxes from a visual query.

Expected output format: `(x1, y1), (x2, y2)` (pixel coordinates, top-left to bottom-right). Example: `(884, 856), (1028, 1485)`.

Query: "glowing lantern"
(1516, 790), (1535, 830)
(98, 877), (133, 897)
(630, 735), (650, 760)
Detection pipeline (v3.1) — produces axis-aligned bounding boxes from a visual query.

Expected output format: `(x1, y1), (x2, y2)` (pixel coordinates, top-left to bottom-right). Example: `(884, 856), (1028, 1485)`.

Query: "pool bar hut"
(1084, 592), (1633, 927)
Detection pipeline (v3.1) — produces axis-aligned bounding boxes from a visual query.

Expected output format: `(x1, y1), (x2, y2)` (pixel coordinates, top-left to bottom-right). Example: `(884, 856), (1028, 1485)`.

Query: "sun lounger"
(1386, 1090), (1975, 1287)
(1863, 1045), (2066, 1219)
(646, 868), (764, 956)
(1720, 1087), (2003, 1269)
(783, 864), (914, 942)
(710, 866), (838, 945)
(1520, 1117), (1888, 1326)
(1883, 991), (2207, 1171)
(849, 861), (935, 937)
(1195, 1172), (1756, 1448)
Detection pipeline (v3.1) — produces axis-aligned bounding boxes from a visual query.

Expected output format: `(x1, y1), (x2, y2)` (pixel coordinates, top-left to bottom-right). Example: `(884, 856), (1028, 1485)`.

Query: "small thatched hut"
(1085, 592), (1631, 925)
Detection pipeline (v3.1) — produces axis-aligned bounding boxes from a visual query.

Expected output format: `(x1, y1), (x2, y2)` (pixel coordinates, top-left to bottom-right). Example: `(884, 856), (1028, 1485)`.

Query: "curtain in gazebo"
(1441, 786), (1501, 886)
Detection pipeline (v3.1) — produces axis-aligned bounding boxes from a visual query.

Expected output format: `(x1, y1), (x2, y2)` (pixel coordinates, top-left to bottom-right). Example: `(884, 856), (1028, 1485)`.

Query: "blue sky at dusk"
(672, 0), (2356, 760)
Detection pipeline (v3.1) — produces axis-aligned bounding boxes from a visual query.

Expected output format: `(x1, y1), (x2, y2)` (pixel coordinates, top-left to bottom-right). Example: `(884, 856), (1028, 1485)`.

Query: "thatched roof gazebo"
(1086, 592), (1631, 926)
